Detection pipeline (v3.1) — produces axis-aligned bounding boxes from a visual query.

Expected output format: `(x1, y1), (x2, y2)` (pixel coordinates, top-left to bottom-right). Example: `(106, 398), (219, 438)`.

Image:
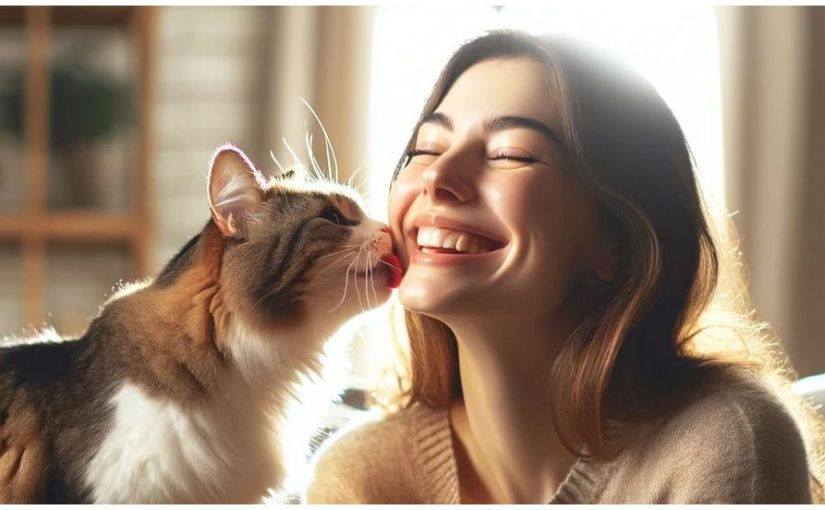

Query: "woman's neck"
(444, 315), (579, 504)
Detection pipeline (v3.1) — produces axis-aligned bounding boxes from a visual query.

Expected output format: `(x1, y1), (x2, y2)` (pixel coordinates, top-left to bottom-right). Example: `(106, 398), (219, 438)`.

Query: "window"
(357, 5), (725, 388)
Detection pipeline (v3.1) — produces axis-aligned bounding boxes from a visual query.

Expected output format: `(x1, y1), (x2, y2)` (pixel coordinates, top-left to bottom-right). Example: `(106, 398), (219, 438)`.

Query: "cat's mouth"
(353, 253), (402, 288)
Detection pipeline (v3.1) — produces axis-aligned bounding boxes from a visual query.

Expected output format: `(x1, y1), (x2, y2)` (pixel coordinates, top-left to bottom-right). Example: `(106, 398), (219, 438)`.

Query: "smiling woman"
(391, 57), (610, 323)
(306, 31), (825, 504)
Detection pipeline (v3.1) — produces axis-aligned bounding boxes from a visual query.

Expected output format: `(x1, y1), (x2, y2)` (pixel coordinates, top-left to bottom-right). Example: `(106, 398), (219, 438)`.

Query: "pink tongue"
(381, 253), (402, 289)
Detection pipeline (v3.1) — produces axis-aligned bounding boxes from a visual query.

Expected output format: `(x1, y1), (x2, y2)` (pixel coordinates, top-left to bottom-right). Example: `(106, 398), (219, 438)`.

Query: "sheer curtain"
(717, 6), (825, 377)
(261, 6), (373, 185)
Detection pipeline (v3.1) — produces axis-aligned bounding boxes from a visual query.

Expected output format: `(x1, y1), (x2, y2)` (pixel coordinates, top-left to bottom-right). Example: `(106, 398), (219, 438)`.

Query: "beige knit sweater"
(306, 369), (813, 504)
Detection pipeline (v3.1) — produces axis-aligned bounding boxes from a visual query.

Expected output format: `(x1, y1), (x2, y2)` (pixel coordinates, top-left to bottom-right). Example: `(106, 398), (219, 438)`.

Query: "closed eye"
(319, 206), (344, 225)
(319, 206), (358, 226)
(405, 148), (542, 167)
(489, 152), (538, 163)
(405, 149), (441, 166)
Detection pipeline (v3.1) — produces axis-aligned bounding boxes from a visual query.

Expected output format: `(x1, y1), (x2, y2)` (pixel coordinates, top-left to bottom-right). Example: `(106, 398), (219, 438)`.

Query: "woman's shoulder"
(304, 403), (451, 503)
(660, 366), (807, 453)
(619, 366), (812, 503)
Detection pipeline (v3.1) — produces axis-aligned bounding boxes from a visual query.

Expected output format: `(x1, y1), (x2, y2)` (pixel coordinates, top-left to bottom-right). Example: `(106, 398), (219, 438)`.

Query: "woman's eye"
(319, 206), (345, 225)
(405, 149), (441, 166)
(488, 151), (538, 163)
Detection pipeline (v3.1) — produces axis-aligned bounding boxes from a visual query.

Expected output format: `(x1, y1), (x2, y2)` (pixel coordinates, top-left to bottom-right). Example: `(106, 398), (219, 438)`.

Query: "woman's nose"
(420, 153), (475, 203)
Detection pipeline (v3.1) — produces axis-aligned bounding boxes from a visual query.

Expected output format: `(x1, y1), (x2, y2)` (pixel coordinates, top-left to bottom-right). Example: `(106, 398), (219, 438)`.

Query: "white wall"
(151, 6), (269, 272)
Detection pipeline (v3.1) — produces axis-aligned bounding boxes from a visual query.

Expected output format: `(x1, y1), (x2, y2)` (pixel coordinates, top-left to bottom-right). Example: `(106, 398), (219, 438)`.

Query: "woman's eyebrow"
(420, 111), (562, 146)
(482, 115), (563, 145)
(421, 111), (453, 131)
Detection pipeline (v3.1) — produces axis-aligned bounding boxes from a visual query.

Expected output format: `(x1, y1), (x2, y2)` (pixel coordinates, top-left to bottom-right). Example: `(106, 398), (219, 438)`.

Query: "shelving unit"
(0, 6), (154, 334)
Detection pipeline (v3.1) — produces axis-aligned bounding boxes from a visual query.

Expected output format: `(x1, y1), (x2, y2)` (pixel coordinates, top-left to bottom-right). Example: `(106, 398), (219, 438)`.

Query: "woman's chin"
(397, 280), (476, 318)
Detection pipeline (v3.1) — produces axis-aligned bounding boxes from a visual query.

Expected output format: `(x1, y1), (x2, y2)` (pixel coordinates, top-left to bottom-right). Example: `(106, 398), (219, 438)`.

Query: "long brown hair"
(384, 30), (824, 499)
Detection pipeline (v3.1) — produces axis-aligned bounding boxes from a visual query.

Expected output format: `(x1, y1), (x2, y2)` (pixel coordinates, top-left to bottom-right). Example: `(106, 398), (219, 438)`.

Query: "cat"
(0, 144), (402, 503)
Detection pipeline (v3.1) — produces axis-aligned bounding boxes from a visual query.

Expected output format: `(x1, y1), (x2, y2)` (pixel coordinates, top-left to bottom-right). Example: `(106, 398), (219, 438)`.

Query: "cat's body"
(0, 145), (399, 503)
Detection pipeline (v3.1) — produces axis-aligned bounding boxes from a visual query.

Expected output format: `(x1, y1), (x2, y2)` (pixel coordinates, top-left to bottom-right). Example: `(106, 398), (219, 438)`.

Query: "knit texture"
(306, 369), (813, 504)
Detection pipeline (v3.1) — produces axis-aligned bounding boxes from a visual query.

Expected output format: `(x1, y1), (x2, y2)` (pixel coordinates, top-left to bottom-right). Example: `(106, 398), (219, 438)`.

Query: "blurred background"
(0, 5), (822, 394)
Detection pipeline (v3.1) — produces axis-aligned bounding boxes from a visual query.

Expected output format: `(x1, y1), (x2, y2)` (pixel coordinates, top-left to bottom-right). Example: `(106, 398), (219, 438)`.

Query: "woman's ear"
(207, 144), (265, 239)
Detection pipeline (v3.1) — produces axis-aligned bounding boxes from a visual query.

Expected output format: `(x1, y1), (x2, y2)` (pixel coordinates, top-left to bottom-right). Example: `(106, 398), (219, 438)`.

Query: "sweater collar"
(411, 403), (610, 504)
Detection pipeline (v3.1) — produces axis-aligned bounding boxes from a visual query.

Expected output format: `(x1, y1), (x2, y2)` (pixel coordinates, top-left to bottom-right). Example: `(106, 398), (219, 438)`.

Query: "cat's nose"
(376, 225), (392, 252)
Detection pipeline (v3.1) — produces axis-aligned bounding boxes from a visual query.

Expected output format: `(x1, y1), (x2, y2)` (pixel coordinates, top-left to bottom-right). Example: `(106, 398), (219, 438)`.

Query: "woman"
(306, 30), (825, 504)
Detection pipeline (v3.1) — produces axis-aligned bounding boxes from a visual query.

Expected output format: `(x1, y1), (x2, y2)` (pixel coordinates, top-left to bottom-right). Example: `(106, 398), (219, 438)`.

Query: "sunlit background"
(0, 6), (823, 457)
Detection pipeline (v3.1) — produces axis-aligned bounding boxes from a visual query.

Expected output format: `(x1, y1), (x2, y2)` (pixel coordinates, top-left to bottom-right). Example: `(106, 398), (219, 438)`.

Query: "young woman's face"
(389, 57), (611, 321)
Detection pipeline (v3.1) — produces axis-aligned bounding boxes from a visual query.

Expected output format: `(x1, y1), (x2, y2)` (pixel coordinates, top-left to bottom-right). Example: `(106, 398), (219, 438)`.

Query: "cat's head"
(206, 144), (400, 334)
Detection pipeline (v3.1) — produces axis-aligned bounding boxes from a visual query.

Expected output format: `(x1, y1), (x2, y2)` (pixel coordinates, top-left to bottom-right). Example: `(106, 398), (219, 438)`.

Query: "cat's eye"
(319, 206), (345, 225)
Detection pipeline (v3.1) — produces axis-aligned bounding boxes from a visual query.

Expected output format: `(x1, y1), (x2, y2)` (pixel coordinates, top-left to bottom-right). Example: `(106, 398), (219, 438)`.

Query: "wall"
(151, 6), (269, 271)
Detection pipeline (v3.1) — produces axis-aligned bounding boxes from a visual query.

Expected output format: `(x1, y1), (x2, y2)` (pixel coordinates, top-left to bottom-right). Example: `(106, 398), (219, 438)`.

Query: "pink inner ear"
(207, 146), (264, 239)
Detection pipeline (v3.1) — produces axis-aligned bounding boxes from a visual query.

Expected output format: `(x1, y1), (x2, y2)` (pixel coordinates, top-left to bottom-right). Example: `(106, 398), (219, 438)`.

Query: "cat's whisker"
(345, 164), (365, 191)
(363, 250), (370, 310)
(376, 259), (397, 269)
(305, 131), (327, 182)
(367, 251), (377, 310)
(347, 160), (368, 190)
(364, 250), (378, 309)
(282, 137), (312, 180)
(311, 155), (326, 183)
(326, 253), (359, 313)
(370, 250), (380, 308)
(314, 254), (357, 271)
(269, 150), (287, 176)
(313, 244), (363, 264)
(353, 245), (368, 313)
(353, 256), (364, 313)
(313, 250), (361, 280)
(303, 131), (323, 182)
(308, 131), (330, 183)
(340, 251), (360, 304)
(316, 245), (361, 262)
(300, 96), (338, 183)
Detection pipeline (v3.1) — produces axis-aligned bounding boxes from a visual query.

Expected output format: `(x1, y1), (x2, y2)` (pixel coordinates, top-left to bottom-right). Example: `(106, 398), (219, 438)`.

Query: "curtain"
(260, 6), (374, 185)
(717, 6), (825, 377)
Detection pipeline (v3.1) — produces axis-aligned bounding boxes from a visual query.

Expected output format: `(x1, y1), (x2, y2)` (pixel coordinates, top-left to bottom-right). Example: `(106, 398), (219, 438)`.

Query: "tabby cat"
(0, 144), (401, 503)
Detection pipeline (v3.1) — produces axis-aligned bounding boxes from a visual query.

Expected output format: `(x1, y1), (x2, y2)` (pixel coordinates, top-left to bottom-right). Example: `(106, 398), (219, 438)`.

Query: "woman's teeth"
(416, 226), (495, 254)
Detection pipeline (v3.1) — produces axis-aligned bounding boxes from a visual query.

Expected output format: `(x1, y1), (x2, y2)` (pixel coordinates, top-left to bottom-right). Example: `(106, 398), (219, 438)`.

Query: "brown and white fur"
(0, 144), (397, 503)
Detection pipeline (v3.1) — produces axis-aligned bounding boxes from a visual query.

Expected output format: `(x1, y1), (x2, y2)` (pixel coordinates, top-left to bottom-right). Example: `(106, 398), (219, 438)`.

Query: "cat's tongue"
(381, 253), (402, 289)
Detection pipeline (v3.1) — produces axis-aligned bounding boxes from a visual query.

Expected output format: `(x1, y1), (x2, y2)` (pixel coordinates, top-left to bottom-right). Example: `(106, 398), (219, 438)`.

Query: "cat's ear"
(207, 144), (265, 239)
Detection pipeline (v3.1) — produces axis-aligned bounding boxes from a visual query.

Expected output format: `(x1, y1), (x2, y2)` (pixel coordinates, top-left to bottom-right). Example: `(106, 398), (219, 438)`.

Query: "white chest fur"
(83, 320), (341, 503)
(84, 380), (283, 503)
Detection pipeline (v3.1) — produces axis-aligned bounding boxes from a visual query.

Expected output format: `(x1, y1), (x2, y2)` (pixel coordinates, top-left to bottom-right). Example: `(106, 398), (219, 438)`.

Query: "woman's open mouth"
(415, 226), (507, 255)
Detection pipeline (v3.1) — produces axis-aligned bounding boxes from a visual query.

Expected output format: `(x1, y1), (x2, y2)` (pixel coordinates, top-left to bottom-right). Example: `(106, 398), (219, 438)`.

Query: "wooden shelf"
(52, 7), (133, 27)
(0, 7), (24, 26)
(0, 6), (154, 327)
(0, 7), (134, 27)
(0, 213), (143, 241)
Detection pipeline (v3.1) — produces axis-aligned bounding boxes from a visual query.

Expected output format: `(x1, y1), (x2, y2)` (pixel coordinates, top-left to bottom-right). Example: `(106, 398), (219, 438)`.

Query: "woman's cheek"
(388, 177), (416, 267)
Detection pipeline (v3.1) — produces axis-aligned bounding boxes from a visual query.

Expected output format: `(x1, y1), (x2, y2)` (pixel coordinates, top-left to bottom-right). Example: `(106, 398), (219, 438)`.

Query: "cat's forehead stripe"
(261, 182), (364, 219)
(330, 194), (361, 219)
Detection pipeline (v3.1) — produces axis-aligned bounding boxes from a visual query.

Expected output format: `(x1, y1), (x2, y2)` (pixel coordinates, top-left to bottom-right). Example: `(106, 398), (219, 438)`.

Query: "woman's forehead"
(435, 57), (562, 130)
